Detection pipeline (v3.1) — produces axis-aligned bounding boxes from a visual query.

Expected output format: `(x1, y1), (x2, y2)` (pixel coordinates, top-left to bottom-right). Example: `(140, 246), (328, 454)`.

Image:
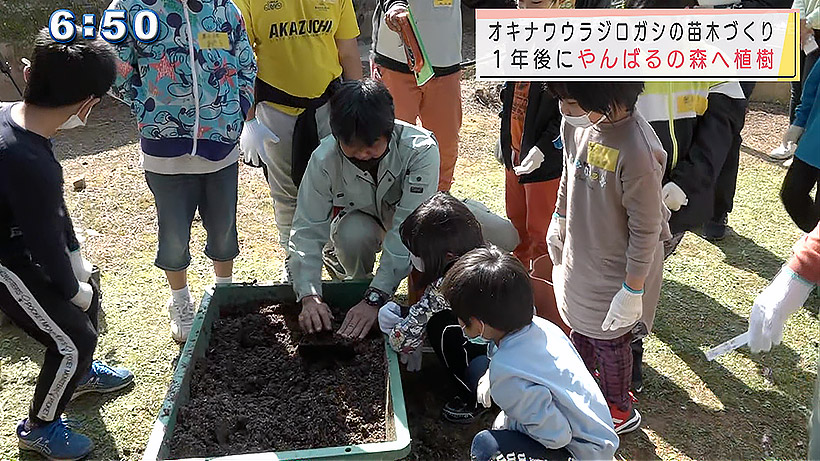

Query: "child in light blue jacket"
(441, 246), (619, 461)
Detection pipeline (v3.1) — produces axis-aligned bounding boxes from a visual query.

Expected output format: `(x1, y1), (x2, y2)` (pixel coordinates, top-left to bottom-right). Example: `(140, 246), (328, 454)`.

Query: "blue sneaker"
(17, 418), (94, 460)
(71, 361), (134, 400)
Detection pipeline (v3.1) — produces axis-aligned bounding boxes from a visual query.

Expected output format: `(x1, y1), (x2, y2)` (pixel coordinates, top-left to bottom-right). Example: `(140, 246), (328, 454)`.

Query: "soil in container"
(169, 302), (388, 458)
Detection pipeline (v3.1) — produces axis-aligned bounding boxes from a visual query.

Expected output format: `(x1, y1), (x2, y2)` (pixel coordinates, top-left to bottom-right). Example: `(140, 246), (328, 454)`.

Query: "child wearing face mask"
(544, 82), (670, 436)
(441, 246), (618, 461)
(378, 192), (491, 424)
(0, 30), (135, 460)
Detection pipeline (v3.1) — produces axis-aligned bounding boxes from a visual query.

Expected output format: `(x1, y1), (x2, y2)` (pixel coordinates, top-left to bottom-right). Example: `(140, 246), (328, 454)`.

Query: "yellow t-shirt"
(234, 0), (360, 115)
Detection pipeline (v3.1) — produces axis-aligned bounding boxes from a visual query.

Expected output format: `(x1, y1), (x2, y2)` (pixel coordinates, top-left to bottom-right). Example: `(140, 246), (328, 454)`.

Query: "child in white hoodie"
(441, 246), (618, 460)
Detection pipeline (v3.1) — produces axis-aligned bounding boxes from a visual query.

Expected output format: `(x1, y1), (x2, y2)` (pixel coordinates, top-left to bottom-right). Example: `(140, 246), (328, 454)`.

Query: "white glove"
(662, 182), (689, 212)
(476, 369), (492, 408)
(513, 146), (545, 176)
(378, 301), (403, 334)
(70, 281), (93, 311)
(602, 284), (644, 331)
(546, 213), (566, 266)
(400, 347), (423, 372)
(492, 410), (512, 430)
(552, 264), (564, 309)
(240, 118), (279, 167)
(783, 125), (805, 148)
(69, 248), (93, 283)
(494, 137), (504, 165)
(748, 266), (814, 353)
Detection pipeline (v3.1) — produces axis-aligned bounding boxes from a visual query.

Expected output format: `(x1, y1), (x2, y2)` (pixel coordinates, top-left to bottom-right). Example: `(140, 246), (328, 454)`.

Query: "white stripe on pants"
(0, 262), (78, 421)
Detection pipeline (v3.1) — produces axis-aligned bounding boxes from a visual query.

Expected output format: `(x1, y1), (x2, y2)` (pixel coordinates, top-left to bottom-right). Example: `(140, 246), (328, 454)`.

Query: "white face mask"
(409, 253), (425, 272)
(559, 101), (601, 129)
(58, 103), (92, 131)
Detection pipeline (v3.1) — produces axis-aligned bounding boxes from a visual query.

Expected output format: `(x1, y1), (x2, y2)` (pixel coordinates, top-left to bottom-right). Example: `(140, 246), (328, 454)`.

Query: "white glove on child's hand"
(476, 369), (492, 408)
(602, 284), (643, 331)
(400, 347), (423, 372)
(748, 266), (815, 353)
(546, 213), (566, 266)
(69, 248), (93, 283)
(378, 301), (403, 334)
(783, 125), (805, 148)
(662, 182), (689, 212)
(240, 118), (279, 167)
(492, 410), (512, 430)
(70, 281), (93, 311)
(493, 137), (504, 165)
(513, 146), (545, 175)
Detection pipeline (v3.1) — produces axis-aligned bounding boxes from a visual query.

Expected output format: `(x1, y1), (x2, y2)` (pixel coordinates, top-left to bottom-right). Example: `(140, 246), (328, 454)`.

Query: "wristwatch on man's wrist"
(363, 287), (390, 308)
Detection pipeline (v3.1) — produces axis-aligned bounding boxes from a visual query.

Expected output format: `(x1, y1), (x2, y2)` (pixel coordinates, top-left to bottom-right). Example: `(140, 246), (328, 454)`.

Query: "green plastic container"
(142, 282), (411, 461)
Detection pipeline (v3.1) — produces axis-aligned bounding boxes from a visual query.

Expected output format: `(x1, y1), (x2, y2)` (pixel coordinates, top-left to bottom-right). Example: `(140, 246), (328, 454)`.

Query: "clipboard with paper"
(397, 9), (435, 86)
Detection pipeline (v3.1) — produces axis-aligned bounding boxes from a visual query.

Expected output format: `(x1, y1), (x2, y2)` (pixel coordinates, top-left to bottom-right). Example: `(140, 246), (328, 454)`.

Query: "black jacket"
(638, 82), (748, 234)
(499, 82), (563, 184)
(0, 103), (81, 301)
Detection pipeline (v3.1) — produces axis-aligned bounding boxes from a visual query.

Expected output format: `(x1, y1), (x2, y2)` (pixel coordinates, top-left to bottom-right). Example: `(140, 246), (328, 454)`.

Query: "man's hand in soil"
(299, 296), (334, 334)
(338, 300), (378, 339)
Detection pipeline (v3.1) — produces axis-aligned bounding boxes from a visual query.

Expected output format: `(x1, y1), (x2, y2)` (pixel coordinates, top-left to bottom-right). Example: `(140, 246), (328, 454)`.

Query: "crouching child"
(440, 246), (619, 461)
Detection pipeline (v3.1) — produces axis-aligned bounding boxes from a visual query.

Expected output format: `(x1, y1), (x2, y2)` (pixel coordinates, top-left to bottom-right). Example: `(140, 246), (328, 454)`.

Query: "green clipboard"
(407, 9), (435, 86)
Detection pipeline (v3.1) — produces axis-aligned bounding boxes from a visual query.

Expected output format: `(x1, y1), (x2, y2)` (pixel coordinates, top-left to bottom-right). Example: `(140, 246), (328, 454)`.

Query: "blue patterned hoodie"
(108, 0), (256, 162)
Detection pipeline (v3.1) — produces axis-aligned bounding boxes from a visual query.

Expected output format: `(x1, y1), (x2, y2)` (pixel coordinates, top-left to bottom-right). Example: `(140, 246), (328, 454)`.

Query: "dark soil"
(399, 357), (496, 461)
(169, 302), (389, 458)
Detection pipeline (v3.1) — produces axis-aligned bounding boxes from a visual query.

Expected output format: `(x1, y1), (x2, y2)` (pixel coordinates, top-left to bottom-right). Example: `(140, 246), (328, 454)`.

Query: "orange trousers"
(377, 67), (462, 192)
(505, 169), (560, 270)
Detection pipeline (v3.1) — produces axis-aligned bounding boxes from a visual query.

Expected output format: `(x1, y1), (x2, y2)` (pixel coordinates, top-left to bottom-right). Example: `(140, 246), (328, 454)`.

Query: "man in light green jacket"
(288, 79), (439, 338)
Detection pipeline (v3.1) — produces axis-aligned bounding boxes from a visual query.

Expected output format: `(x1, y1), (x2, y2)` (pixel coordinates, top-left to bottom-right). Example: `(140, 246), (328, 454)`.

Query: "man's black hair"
(24, 28), (117, 107)
(546, 82), (645, 115)
(329, 79), (395, 147)
(441, 246), (533, 332)
(399, 192), (485, 287)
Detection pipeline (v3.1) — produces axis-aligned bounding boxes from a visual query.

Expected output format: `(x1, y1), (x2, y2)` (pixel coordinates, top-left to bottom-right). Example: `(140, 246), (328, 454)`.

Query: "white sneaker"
(768, 144), (795, 160)
(167, 296), (195, 343)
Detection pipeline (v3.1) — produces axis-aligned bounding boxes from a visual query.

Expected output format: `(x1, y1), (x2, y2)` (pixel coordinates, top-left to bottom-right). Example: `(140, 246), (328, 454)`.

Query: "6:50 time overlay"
(48, 9), (160, 43)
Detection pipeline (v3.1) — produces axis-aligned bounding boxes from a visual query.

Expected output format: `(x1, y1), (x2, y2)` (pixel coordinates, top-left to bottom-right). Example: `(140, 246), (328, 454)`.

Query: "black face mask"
(349, 156), (384, 172)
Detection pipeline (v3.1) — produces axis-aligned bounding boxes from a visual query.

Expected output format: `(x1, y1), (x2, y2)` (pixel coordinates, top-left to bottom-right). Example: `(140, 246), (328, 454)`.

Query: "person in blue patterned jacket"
(378, 192), (492, 424)
(108, 0), (257, 342)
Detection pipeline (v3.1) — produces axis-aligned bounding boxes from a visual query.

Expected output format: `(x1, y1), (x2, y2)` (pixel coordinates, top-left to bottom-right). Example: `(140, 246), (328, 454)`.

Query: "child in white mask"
(545, 81), (670, 436)
(378, 192), (490, 423)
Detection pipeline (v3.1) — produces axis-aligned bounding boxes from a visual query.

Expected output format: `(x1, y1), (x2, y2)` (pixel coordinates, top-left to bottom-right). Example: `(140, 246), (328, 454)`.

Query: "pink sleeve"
(788, 224), (820, 285)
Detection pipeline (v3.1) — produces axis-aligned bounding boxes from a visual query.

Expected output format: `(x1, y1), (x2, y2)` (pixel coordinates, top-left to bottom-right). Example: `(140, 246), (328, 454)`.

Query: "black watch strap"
(364, 287), (389, 307)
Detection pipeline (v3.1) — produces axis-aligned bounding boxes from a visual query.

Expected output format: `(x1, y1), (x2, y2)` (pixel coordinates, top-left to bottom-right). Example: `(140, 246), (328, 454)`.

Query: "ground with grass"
(0, 82), (817, 460)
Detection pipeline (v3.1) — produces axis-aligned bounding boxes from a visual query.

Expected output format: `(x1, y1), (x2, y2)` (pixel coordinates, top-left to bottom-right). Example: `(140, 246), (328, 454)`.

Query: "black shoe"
(632, 376), (644, 394)
(704, 215), (729, 241)
(321, 243), (347, 281)
(441, 396), (487, 424)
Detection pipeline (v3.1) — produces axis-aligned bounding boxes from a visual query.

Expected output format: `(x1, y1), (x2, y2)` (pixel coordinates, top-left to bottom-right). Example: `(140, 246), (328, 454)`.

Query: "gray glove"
(400, 347), (423, 372)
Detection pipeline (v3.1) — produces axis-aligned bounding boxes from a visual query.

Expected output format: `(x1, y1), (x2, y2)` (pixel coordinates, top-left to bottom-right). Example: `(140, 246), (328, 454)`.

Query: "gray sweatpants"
(256, 102), (332, 249)
(328, 210), (386, 281)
